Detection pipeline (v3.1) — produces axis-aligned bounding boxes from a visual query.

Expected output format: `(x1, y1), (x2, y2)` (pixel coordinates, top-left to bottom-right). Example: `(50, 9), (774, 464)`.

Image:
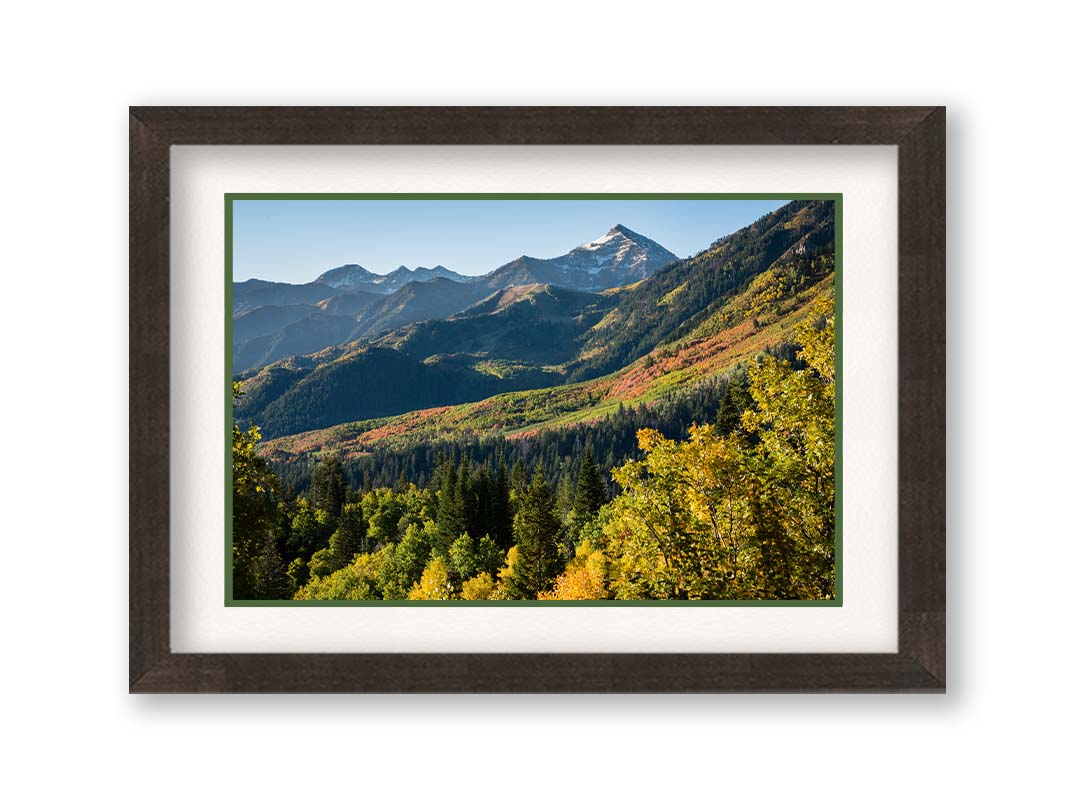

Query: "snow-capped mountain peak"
(315, 262), (470, 292)
(481, 225), (678, 291)
(314, 263), (376, 289)
(560, 224), (677, 277)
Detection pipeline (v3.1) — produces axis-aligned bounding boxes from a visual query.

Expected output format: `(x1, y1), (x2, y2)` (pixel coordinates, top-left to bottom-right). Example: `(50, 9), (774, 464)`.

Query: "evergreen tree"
(332, 502), (367, 561)
(556, 470), (574, 522)
(456, 455), (474, 535)
(315, 502), (366, 575)
(435, 455), (465, 540)
(254, 536), (291, 600)
(471, 463), (494, 540)
(572, 446), (607, 525)
(512, 465), (565, 598)
(714, 369), (754, 437)
(493, 451), (513, 547)
(310, 458), (346, 518)
(509, 459), (529, 496)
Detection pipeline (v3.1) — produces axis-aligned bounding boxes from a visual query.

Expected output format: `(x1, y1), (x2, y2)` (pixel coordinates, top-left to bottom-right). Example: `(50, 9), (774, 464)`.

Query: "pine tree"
(471, 463), (494, 540)
(509, 459), (529, 496)
(310, 458), (346, 518)
(492, 450), (512, 547)
(714, 369), (753, 437)
(254, 536), (291, 600)
(512, 465), (564, 598)
(435, 455), (465, 540)
(456, 455), (474, 535)
(326, 502), (365, 570)
(556, 470), (574, 523)
(572, 446), (607, 525)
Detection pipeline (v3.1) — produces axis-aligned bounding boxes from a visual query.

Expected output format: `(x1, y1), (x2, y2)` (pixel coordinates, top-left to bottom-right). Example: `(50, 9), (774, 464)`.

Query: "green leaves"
(597, 298), (836, 600)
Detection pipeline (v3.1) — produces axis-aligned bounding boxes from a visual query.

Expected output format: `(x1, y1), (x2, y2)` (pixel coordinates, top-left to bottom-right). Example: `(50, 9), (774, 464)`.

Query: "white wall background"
(1, 1), (1062, 797)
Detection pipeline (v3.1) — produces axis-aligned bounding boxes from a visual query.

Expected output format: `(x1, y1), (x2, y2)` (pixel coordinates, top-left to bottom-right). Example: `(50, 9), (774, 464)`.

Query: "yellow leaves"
(591, 308), (621, 331)
(293, 549), (387, 601)
(744, 296), (835, 478)
(635, 427), (666, 453)
(594, 294), (837, 600)
(657, 281), (688, 307)
(538, 543), (610, 600)
(497, 545), (520, 580)
(460, 572), (495, 600)
(571, 539), (602, 571)
(795, 295), (835, 382)
(408, 558), (453, 600)
(538, 568), (608, 600)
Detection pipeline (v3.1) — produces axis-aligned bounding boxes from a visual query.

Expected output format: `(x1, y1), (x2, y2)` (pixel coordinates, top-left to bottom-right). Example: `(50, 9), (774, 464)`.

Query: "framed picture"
(130, 106), (945, 692)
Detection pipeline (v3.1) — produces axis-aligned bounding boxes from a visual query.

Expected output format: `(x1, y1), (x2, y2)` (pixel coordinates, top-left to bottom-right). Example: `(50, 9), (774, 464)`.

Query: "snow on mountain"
(314, 263), (379, 289)
(563, 224), (675, 277)
(315, 263), (470, 292)
(309, 227), (671, 296)
(480, 224), (677, 291)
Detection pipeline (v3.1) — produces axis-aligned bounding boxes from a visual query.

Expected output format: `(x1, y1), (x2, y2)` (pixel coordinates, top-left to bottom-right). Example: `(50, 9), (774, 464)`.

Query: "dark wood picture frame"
(130, 106), (945, 692)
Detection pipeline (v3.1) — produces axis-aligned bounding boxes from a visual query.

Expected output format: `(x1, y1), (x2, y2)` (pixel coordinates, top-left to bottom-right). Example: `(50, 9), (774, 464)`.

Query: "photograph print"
(229, 195), (840, 604)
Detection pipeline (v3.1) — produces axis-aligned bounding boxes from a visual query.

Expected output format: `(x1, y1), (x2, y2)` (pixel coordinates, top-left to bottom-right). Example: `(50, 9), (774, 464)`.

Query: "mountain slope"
(232, 280), (338, 315)
(346, 277), (490, 339)
(375, 283), (604, 364)
(314, 291), (381, 316)
(238, 347), (563, 439)
(233, 279), (490, 371)
(237, 200), (834, 436)
(234, 312), (360, 372)
(234, 304), (320, 345)
(259, 263), (834, 462)
(568, 199), (835, 380)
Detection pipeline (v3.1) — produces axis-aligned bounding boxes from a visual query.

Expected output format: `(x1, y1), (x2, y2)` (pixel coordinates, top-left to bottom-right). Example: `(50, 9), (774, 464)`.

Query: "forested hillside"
(236, 200), (832, 438)
(233, 295), (835, 601)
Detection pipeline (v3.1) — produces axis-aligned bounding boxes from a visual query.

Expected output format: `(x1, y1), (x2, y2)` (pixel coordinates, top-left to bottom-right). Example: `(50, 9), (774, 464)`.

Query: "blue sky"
(232, 198), (788, 283)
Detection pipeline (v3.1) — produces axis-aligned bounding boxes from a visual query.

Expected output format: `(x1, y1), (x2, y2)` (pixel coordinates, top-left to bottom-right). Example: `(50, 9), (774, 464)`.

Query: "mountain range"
(235, 201), (835, 448)
(232, 224), (678, 371)
(315, 263), (472, 292)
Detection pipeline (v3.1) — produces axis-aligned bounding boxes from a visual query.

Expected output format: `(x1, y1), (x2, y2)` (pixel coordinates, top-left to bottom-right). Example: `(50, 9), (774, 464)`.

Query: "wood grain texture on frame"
(129, 106), (946, 693)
